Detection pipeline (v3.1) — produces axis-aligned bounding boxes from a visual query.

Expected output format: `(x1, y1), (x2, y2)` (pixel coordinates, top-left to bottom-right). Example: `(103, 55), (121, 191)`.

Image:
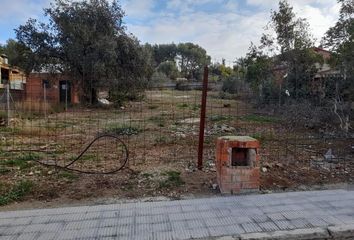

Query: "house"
(26, 72), (80, 105)
(0, 54), (26, 101)
(311, 48), (342, 99)
(0, 54), (26, 90)
(272, 47), (341, 95)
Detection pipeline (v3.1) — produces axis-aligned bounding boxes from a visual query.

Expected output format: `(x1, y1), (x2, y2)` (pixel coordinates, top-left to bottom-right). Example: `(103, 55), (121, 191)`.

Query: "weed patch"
(159, 171), (184, 188)
(0, 127), (20, 133)
(0, 167), (10, 175)
(209, 115), (232, 122)
(240, 114), (280, 123)
(58, 171), (79, 181)
(177, 103), (189, 109)
(2, 153), (41, 169)
(0, 180), (34, 206)
(148, 105), (158, 110)
(149, 115), (166, 127)
(103, 124), (141, 136)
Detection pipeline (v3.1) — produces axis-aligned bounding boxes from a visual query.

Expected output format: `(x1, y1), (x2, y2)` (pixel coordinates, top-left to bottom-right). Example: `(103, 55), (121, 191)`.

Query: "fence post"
(6, 83), (11, 126)
(44, 84), (47, 119)
(198, 66), (209, 170)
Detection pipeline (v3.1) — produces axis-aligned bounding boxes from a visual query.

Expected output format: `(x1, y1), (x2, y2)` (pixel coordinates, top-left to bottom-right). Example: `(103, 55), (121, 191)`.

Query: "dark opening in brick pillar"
(231, 148), (248, 166)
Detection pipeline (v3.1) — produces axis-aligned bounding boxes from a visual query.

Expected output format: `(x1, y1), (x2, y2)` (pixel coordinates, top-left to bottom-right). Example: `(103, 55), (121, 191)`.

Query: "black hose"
(7, 134), (129, 174)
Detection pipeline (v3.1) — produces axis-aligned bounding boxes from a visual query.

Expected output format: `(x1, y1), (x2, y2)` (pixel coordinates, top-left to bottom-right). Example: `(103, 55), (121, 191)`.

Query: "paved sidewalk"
(1, 189), (354, 240)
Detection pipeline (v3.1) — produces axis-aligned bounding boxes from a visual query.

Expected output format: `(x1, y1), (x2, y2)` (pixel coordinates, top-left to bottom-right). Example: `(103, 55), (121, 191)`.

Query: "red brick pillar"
(216, 136), (260, 194)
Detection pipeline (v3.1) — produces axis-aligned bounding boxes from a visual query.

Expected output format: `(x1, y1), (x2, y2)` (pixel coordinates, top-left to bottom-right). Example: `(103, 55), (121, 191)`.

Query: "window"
(42, 80), (50, 89)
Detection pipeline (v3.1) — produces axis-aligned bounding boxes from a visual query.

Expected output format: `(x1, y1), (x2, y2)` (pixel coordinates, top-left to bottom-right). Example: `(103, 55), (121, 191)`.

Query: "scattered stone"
(174, 132), (186, 138)
(275, 163), (283, 168)
(207, 124), (236, 135)
(28, 171), (34, 176)
(185, 167), (196, 173)
(179, 118), (200, 124)
(98, 98), (111, 105)
(261, 167), (268, 173)
(263, 162), (272, 168)
(324, 148), (335, 161)
(40, 145), (49, 150)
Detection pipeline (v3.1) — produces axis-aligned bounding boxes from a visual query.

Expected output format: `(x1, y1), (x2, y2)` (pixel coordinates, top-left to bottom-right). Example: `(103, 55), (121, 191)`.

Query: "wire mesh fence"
(0, 78), (353, 199)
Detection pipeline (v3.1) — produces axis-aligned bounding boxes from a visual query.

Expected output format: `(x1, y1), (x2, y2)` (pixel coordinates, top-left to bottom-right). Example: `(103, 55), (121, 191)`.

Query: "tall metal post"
(197, 66), (209, 170)
(65, 81), (68, 111)
(6, 83), (10, 126)
(44, 84), (47, 119)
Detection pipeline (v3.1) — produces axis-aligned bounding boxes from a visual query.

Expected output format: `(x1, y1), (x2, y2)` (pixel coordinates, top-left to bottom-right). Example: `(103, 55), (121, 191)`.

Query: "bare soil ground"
(0, 90), (353, 210)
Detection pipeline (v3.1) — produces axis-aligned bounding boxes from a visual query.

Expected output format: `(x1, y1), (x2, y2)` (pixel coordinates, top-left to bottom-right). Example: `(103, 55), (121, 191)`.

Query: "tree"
(176, 43), (210, 80)
(152, 44), (177, 66)
(15, 0), (152, 104)
(244, 43), (275, 102)
(259, 0), (319, 100)
(156, 60), (179, 80)
(322, 0), (353, 132)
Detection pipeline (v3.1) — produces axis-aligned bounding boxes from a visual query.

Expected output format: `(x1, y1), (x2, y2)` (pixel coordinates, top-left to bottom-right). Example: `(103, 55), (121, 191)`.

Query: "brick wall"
(26, 73), (80, 104)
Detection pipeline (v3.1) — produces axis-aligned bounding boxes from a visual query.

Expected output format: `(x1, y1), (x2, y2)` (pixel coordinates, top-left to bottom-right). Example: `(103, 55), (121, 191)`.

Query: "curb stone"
(209, 228), (329, 240)
(239, 227), (329, 240)
(328, 224), (354, 239)
(210, 225), (354, 240)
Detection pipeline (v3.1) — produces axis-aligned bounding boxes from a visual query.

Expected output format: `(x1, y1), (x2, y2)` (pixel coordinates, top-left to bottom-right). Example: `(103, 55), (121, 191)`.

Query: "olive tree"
(16, 0), (152, 104)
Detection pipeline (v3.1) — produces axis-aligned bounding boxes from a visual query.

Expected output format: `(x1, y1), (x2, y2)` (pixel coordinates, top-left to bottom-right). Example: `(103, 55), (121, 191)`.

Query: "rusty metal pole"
(197, 66), (209, 170)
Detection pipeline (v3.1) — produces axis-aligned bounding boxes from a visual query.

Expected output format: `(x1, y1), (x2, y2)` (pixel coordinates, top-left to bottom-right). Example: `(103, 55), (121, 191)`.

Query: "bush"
(158, 171), (185, 188)
(222, 76), (239, 94)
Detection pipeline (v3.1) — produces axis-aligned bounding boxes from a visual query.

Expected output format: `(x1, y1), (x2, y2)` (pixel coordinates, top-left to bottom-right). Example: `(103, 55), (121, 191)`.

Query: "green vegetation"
(45, 121), (76, 130)
(2, 153), (41, 169)
(154, 136), (168, 144)
(177, 103), (189, 109)
(81, 154), (97, 161)
(58, 171), (79, 181)
(103, 124), (141, 136)
(0, 127), (20, 133)
(0, 180), (34, 206)
(70, 154), (97, 162)
(240, 115), (280, 123)
(15, 0), (153, 104)
(148, 105), (159, 110)
(191, 104), (200, 111)
(0, 111), (7, 119)
(141, 172), (153, 178)
(159, 171), (185, 189)
(176, 103), (200, 111)
(209, 115), (232, 122)
(149, 115), (166, 127)
(0, 167), (10, 175)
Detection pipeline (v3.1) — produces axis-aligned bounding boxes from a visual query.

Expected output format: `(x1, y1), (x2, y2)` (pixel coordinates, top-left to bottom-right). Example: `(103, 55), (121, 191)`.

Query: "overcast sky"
(0, 0), (340, 64)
